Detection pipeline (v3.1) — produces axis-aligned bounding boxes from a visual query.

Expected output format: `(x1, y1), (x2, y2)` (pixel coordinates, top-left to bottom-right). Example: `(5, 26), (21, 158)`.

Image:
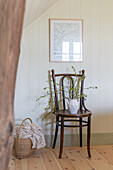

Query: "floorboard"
(8, 145), (113, 170)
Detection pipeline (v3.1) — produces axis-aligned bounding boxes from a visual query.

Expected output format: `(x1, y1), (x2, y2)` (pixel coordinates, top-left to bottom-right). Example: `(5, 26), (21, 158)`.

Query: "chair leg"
(79, 117), (82, 147)
(52, 116), (59, 149)
(59, 116), (64, 159)
(87, 116), (91, 157)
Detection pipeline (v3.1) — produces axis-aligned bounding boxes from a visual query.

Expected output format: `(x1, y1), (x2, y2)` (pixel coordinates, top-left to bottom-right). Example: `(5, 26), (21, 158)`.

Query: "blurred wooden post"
(0, 0), (26, 169)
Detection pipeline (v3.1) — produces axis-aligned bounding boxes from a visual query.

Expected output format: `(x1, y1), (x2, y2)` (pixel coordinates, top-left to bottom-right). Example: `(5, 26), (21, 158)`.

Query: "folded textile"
(15, 123), (46, 149)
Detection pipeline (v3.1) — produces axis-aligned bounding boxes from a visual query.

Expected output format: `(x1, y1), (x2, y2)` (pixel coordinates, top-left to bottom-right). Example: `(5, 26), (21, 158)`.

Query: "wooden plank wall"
(15, 0), (113, 143)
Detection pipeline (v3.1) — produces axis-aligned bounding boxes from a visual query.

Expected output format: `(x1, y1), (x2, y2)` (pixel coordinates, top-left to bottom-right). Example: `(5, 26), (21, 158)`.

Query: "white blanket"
(15, 123), (46, 149)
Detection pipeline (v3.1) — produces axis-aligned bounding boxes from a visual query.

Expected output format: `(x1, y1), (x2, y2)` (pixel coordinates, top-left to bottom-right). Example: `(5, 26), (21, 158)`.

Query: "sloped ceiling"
(23, 0), (59, 28)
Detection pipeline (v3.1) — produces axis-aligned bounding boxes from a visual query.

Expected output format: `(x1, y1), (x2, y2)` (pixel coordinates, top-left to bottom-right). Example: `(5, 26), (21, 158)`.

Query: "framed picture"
(49, 19), (83, 62)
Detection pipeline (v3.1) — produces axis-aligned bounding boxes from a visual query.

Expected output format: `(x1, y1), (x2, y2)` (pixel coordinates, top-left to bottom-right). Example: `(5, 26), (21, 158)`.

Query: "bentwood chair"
(51, 69), (92, 159)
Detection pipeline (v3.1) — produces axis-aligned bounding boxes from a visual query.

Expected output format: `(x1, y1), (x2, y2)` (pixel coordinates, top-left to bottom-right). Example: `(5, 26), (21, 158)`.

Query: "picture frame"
(49, 19), (83, 62)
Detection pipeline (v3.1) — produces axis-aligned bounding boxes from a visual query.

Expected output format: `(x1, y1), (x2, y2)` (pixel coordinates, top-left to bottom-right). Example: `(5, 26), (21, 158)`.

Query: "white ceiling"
(23, 0), (59, 28)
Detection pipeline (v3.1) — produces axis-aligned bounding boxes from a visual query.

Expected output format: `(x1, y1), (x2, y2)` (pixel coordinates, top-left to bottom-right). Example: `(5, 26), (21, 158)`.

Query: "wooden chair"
(51, 69), (92, 159)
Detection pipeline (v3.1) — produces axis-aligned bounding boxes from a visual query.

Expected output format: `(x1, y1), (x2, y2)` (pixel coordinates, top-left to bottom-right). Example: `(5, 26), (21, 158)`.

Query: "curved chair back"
(51, 69), (85, 111)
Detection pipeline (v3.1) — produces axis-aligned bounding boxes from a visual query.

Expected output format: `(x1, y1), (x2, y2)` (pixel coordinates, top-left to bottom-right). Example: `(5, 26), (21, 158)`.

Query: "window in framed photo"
(49, 19), (83, 62)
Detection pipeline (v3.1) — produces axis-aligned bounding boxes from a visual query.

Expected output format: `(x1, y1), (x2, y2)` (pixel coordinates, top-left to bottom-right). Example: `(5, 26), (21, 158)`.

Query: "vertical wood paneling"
(108, 0), (113, 132)
(70, 0), (82, 72)
(91, 0), (101, 133)
(29, 21), (45, 128)
(15, 0), (113, 137)
(99, 0), (109, 133)
(14, 30), (30, 122)
(80, 0), (92, 134)
(70, 0), (81, 19)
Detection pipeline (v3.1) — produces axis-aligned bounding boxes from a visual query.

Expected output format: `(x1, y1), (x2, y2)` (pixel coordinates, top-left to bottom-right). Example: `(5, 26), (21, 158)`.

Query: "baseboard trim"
(45, 133), (113, 147)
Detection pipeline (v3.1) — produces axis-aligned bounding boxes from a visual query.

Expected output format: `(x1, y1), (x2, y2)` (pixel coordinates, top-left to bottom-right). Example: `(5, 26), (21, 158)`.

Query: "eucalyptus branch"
(37, 66), (98, 120)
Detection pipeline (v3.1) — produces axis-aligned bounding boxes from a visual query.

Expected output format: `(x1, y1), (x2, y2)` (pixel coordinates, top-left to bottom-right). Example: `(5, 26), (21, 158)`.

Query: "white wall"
(15, 0), (113, 137)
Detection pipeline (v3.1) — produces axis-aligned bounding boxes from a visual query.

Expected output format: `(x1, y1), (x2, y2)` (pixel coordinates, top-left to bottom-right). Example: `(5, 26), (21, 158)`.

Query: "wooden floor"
(8, 145), (113, 170)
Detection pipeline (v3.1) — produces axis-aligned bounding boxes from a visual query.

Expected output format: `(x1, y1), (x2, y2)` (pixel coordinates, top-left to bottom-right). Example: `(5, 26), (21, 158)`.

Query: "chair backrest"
(51, 69), (85, 111)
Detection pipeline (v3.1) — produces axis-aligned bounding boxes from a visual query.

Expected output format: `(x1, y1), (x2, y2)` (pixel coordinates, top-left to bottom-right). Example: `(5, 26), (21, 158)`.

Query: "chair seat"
(55, 109), (92, 117)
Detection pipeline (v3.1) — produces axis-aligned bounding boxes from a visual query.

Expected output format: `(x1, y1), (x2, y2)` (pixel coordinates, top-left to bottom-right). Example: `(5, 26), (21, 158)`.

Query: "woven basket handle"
(18, 117), (32, 139)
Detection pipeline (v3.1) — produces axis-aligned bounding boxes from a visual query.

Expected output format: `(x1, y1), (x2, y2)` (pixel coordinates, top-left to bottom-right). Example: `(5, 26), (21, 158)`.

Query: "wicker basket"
(14, 118), (35, 159)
